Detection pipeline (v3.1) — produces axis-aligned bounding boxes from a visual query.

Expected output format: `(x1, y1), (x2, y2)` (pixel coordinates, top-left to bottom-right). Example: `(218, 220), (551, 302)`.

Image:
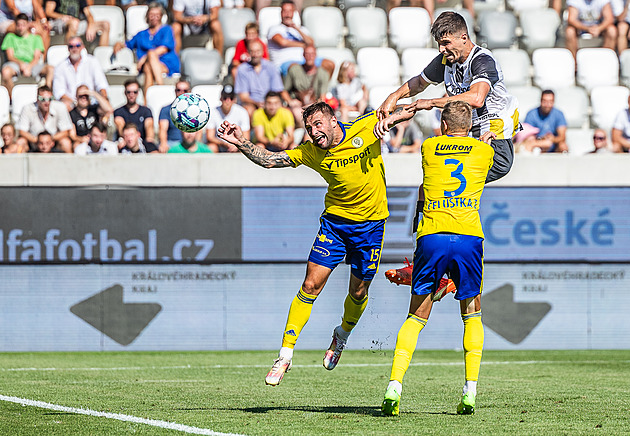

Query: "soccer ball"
(170, 93), (210, 133)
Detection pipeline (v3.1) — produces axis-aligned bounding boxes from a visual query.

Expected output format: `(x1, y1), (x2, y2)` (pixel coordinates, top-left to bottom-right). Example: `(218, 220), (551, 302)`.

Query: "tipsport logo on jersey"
(323, 142), (372, 170)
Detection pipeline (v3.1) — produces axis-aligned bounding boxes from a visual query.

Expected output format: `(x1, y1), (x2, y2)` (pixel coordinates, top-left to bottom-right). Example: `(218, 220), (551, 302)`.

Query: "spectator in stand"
(17, 85), (73, 152)
(113, 79), (156, 147)
(1, 123), (29, 153)
(118, 122), (158, 153)
(333, 61), (368, 123)
(590, 128), (614, 153)
(70, 85), (113, 149)
(385, 119), (423, 153)
(551, 0), (564, 16)
(0, 0), (51, 52)
(230, 22), (269, 80)
(612, 0), (630, 52)
(168, 130), (214, 153)
(113, 3), (180, 94)
(386, 0), (475, 21)
(520, 89), (568, 153)
(105, 0), (169, 11)
(565, 0), (617, 62)
(284, 45), (330, 128)
(267, 0), (314, 75)
(74, 122), (118, 155)
(611, 94), (630, 152)
(235, 39), (288, 117)
(53, 36), (110, 111)
(255, 0), (300, 14)
(1, 13), (53, 100)
(206, 85), (250, 152)
(252, 91), (294, 151)
(172, 0), (223, 55)
(45, 0), (110, 46)
(158, 78), (190, 152)
(30, 130), (63, 153)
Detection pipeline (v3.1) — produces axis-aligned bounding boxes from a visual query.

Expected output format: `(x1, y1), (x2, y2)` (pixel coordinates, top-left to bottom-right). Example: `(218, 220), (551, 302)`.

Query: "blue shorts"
(308, 214), (385, 281)
(412, 233), (484, 301)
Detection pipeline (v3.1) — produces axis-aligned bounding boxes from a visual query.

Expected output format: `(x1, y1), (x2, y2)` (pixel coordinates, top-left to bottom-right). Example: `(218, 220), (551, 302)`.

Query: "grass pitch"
(0, 350), (629, 435)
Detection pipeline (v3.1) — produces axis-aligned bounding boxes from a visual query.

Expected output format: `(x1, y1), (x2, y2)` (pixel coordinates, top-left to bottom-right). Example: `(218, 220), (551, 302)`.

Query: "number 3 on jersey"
(444, 159), (466, 197)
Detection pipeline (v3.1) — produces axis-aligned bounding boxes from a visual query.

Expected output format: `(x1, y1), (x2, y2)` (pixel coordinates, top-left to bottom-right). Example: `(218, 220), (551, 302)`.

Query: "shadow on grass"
(176, 405), (383, 416)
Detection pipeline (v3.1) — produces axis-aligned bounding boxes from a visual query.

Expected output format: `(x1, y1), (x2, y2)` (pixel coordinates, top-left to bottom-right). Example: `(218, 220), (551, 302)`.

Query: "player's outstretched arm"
(374, 105), (415, 139)
(376, 75), (429, 120)
(217, 121), (294, 169)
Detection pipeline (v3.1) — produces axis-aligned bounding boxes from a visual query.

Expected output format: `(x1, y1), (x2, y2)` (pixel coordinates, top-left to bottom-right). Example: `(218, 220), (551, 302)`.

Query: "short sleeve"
(470, 53), (500, 86)
(421, 53), (446, 85)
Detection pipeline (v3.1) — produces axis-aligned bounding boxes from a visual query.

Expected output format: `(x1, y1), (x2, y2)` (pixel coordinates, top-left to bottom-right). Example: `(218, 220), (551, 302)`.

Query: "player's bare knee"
(301, 279), (324, 296)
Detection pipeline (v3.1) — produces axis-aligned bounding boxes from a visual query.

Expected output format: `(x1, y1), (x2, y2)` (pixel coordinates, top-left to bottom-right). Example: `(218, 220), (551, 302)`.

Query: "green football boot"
(381, 385), (401, 416)
(457, 391), (476, 415)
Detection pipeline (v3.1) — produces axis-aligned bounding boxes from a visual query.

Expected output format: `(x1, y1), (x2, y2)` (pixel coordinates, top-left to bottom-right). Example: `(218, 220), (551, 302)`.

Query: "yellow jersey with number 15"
(418, 135), (494, 239)
(286, 112), (388, 222)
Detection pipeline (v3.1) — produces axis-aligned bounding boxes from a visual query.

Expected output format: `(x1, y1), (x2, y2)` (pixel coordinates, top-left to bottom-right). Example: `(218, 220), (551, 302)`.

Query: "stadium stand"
(258, 6), (301, 41)
(88, 5), (125, 46)
(576, 48), (620, 92)
(356, 47), (400, 88)
(519, 8), (561, 53)
(620, 49), (630, 88)
(400, 48), (439, 83)
(345, 7), (388, 51)
(590, 85), (630, 131)
(388, 7), (432, 54)
(0, 86), (10, 126)
(219, 8), (258, 50)
(145, 85), (176, 131)
(181, 48), (223, 87)
(11, 84), (38, 121)
(565, 127), (595, 155)
(509, 85), (542, 121)
(317, 47), (355, 88)
(302, 6), (345, 48)
(492, 48), (531, 87)
(532, 48), (576, 89)
(476, 11), (518, 50)
(554, 86), (590, 129)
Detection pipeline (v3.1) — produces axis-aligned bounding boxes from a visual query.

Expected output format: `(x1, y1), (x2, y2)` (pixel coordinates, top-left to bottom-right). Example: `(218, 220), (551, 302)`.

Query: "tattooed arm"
(217, 121), (295, 169)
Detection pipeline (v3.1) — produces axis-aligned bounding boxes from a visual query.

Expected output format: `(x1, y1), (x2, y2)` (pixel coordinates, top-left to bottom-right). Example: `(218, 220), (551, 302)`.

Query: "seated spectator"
(256, 0), (301, 14)
(45, 0), (110, 46)
(168, 130), (214, 153)
(70, 85), (114, 149)
(565, 0), (617, 62)
(520, 90), (568, 153)
(333, 61), (368, 123)
(1, 13), (53, 100)
(230, 22), (269, 80)
(30, 130), (63, 153)
(113, 3), (180, 94)
(105, 0), (169, 11)
(0, 0), (51, 52)
(252, 91), (294, 151)
(206, 84), (250, 152)
(267, 0), (314, 75)
(284, 45), (330, 127)
(172, 0), (223, 55)
(612, 94), (630, 152)
(74, 122), (118, 155)
(590, 128), (614, 153)
(1, 123), (29, 153)
(235, 40), (288, 117)
(118, 122), (157, 153)
(613, 0), (630, 52)
(113, 79), (156, 147)
(386, 0), (475, 21)
(53, 37), (110, 111)
(158, 79), (191, 153)
(17, 85), (73, 152)
(386, 119), (423, 153)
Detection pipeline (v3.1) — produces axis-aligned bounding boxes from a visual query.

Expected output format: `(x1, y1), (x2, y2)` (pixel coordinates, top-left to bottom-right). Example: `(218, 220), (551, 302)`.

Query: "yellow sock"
(462, 311), (484, 382)
(390, 314), (427, 383)
(281, 288), (317, 349)
(340, 293), (368, 332)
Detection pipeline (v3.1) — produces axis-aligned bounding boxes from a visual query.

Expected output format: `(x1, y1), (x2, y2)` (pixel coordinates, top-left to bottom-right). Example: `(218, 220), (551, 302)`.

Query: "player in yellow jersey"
(218, 102), (408, 387)
(375, 101), (495, 416)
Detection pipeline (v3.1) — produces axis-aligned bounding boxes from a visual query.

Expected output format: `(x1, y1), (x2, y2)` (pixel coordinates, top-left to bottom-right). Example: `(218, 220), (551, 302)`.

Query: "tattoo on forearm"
(236, 139), (294, 168)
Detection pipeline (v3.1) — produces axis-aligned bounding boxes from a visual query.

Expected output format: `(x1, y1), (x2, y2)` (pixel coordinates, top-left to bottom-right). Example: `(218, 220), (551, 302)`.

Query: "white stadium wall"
(0, 154), (628, 351)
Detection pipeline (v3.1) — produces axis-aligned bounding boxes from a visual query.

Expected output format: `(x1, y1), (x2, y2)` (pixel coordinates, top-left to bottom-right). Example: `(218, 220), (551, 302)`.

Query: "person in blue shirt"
(113, 2), (180, 94)
(520, 89), (568, 153)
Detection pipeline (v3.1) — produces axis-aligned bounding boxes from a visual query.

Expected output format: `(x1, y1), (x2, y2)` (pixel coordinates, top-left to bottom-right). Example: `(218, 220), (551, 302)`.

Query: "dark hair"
(37, 85), (52, 94)
(123, 79), (140, 89)
(302, 102), (334, 125)
(16, 13), (29, 22)
(281, 0), (295, 6)
(541, 89), (555, 97)
(441, 100), (472, 132)
(122, 122), (139, 132)
(37, 131), (53, 141)
(264, 91), (282, 100)
(245, 22), (259, 33)
(431, 11), (468, 40)
(90, 122), (107, 133)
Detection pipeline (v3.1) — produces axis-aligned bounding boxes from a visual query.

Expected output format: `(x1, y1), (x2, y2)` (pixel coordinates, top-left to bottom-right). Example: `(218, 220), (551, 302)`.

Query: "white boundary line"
(0, 394), (245, 436)
(2, 360), (625, 372)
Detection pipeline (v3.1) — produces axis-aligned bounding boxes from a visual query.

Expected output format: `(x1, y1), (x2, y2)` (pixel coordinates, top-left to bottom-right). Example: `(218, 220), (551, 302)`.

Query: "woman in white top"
(333, 61), (368, 123)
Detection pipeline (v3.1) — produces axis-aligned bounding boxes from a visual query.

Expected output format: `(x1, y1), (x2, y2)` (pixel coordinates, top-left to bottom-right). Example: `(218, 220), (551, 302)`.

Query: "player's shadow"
(239, 405), (383, 417)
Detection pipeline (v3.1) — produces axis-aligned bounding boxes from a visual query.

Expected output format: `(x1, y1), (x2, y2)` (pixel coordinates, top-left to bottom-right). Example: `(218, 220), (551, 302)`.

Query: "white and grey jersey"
(420, 45), (519, 140)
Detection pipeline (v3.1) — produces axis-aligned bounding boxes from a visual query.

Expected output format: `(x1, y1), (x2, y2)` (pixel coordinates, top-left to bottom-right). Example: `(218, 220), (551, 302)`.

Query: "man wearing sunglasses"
(113, 79), (156, 149)
(16, 85), (73, 153)
(53, 37), (110, 112)
(157, 79), (192, 153)
(69, 85), (113, 149)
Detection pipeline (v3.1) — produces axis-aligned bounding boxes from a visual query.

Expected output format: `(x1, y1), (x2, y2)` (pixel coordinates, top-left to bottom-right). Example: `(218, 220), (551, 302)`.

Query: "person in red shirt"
(230, 22), (268, 79)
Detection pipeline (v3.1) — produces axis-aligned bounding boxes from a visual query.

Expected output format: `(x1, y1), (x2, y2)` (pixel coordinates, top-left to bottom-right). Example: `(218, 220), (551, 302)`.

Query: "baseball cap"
(221, 85), (235, 99)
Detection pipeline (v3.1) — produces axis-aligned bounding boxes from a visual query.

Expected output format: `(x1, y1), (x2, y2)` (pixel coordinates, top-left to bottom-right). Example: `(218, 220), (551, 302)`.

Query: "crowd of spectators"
(0, 0), (629, 155)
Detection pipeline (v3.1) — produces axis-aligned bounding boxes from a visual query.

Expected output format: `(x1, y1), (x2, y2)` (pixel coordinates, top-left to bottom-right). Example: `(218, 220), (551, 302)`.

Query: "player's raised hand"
(376, 95), (397, 120)
(480, 131), (497, 145)
(217, 121), (245, 146)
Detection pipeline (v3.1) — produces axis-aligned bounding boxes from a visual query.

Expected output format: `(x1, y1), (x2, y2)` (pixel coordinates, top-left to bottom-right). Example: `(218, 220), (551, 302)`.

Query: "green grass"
(1, 350), (629, 435)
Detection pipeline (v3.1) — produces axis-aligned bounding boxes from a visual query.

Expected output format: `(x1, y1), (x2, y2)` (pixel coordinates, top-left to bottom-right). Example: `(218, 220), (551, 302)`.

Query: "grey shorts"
(3, 61), (45, 78)
(50, 18), (88, 35)
(486, 138), (514, 183)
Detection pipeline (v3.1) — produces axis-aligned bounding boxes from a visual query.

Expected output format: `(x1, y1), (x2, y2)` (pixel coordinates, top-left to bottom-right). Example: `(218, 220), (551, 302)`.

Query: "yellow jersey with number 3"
(286, 112), (388, 222)
(417, 135), (494, 239)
